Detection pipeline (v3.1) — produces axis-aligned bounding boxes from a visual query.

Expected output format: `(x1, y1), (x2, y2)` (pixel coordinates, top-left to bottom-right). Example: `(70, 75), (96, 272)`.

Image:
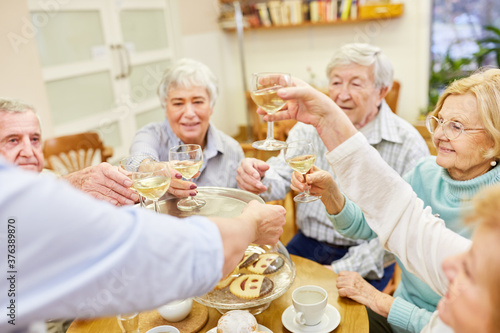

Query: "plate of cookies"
(195, 242), (296, 315)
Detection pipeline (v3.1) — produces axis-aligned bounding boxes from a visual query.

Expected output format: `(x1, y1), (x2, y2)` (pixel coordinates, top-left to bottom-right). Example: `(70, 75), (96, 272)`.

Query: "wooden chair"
(385, 80), (400, 114)
(43, 132), (113, 176)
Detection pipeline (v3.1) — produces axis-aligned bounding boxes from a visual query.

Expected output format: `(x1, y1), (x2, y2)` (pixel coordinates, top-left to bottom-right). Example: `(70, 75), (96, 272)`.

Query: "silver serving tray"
(144, 186), (264, 218)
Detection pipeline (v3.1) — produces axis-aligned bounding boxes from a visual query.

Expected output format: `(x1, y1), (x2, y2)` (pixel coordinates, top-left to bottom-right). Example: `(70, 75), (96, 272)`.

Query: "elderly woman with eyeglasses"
(290, 69), (500, 333)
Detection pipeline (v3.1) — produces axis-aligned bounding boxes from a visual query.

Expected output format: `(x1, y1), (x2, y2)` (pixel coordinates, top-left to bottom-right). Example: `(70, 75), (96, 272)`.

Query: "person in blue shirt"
(0, 154), (286, 333)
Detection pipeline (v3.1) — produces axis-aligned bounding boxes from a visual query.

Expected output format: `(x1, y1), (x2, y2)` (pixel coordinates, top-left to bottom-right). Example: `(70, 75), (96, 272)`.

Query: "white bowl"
(145, 325), (180, 333)
(157, 298), (193, 322)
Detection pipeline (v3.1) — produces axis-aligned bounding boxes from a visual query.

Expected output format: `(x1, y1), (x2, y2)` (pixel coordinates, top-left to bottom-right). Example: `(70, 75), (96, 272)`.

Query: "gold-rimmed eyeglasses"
(425, 115), (485, 140)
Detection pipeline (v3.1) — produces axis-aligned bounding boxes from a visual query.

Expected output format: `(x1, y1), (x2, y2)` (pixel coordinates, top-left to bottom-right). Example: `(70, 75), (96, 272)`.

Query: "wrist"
(322, 185), (345, 215)
(371, 292), (394, 318)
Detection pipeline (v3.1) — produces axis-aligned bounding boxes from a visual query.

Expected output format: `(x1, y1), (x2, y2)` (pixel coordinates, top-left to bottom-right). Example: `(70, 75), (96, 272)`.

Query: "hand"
(62, 162), (140, 206)
(336, 271), (394, 317)
(166, 163), (200, 198)
(290, 166), (345, 215)
(259, 77), (357, 151)
(241, 200), (286, 245)
(236, 158), (270, 194)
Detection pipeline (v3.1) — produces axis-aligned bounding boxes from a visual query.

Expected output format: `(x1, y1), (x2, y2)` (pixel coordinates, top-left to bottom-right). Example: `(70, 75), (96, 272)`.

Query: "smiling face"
(328, 63), (388, 129)
(433, 94), (495, 180)
(438, 225), (498, 332)
(165, 85), (213, 149)
(0, 111), (44, 172)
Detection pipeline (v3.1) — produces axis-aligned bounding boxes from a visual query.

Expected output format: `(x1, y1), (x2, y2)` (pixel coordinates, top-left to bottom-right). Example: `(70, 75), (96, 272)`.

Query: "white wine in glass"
(251, 72), (291, 151)
(119, 156), (170, 213)
(284, 141), (321, 203)
(119, 154), (155, 208)
(169, 144), (206, 211)
(132, 162), (170, 213)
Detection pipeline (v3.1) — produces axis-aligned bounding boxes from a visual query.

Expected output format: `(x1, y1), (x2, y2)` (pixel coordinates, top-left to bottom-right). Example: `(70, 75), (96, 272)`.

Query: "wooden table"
(67, 255), (368, 333)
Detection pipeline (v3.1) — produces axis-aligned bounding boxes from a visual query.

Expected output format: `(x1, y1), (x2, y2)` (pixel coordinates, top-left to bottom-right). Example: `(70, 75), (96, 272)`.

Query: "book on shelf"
(340, 0), (352, 20)
(255, 2), (272, 27)
(268, 1), (282, 25)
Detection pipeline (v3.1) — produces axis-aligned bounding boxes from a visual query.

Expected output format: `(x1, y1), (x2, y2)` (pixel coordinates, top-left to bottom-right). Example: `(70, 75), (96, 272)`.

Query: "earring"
(491, 160), (498, 167)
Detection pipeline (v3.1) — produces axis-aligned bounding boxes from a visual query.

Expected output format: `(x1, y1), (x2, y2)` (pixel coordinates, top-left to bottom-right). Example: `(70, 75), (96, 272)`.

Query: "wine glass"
(119, 156), (171, 213)
(119, 154), (153, 208)
(250, 72), (291, 151)
(116, 312), (139, 333)
(169, 144), (206, 211)
(284, 141), (321, 203)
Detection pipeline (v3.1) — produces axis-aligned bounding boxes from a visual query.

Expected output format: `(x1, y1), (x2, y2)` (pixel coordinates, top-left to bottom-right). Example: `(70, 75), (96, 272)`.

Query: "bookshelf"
(219, 1), (404, 31)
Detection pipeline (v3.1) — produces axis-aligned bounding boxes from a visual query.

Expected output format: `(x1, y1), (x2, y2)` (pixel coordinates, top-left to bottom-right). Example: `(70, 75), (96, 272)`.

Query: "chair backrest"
(43, 132), (112, 175)
(385, 80), (400, 114)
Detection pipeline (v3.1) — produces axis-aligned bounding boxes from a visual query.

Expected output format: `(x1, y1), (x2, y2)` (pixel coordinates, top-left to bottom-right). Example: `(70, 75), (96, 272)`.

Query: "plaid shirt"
(260, 102), (430, 278)
(130, 119), (244, 188)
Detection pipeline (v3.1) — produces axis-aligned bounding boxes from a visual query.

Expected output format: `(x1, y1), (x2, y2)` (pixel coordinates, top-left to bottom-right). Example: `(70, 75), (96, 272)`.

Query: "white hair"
(325, 43), (393, 90)
(0, 97), (42, 130)
(157, 58), (218, 109)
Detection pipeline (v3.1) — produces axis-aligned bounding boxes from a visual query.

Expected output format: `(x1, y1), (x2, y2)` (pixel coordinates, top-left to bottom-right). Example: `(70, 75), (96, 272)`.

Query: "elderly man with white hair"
(236, 43), (430, 291)
(0, 98), (139, 206)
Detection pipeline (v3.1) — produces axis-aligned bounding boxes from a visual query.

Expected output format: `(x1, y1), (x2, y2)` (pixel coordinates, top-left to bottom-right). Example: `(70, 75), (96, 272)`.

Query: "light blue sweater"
(330, 156), (500, 333)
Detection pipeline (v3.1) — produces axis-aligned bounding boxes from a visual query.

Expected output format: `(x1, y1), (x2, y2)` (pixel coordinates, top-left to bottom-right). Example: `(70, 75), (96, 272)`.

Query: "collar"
(359, 101), (404, 145)
(440, 162), (500, 200)
(162, 119), (224, 158)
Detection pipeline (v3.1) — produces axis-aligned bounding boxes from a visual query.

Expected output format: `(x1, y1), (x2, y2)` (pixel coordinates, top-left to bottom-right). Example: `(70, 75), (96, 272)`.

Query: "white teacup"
(292, 285), (328, 326)
(157, 298), (193, 322)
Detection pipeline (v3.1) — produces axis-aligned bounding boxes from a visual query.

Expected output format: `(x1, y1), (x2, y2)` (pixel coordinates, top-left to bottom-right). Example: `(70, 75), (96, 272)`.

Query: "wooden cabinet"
(219, 0), (404, 31)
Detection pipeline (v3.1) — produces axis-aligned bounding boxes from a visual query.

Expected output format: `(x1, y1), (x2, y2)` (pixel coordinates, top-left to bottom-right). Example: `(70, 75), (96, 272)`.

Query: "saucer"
(207, 324), (272, 333)
(281, 304), (341, 333)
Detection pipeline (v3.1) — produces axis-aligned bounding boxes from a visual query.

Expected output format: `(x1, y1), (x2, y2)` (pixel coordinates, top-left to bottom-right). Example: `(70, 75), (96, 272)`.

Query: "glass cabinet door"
(29, 0), (179, 160)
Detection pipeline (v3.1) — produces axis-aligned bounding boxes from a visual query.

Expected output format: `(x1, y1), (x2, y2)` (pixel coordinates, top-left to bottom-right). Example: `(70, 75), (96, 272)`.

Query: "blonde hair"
(466, 184), (500, 329)
(429, 68), (500, 160)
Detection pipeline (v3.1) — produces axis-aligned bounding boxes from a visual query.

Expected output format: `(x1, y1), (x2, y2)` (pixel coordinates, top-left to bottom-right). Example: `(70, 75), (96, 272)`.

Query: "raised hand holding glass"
(284, 141), (321, 203)
(169, 144), (206, 211)
(251, 72), (291, 151)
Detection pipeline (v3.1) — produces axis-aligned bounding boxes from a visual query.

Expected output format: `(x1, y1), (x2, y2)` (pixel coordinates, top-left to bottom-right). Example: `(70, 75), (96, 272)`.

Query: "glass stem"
(153, 200), (160, 213)
(188, 178), (199, 204)
(266, 121), (275, 141)
(139, 195), (145, 208)
(303, 173), (311, 196)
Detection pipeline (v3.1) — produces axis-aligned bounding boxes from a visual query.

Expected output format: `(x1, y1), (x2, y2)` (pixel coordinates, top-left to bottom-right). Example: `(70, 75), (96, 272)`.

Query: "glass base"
(252, 139), (288, 151)
(177, 197), (206, 211)
(293, 193), (321, 203)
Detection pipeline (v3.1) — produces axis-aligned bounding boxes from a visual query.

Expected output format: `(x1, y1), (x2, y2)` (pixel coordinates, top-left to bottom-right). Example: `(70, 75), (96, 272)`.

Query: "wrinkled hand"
(291, 166), (344, 214)
(290, 166), (333, 196)
(337, 271), (393, 317)
(167, 162), (200, 198)
(258, 77), (357, 151)
(236, 158), (270, 194)
(258, 78), (339, 128)
(241, 200), (286, 245)
(62, 162), (139, 206)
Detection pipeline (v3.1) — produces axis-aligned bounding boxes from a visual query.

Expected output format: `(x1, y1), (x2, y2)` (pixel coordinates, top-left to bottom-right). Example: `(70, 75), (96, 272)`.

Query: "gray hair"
(0, 97), (42, 131)
(325, 43), (393, 90)
(157, 58), (218, 109)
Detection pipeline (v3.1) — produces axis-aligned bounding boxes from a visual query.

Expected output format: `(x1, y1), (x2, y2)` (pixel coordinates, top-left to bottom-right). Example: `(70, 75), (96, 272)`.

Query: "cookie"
(215, 267), (239, 290)
(229, 274), (274, 299)
(238, 252), (260, 269)
(246, 253), (284, 274)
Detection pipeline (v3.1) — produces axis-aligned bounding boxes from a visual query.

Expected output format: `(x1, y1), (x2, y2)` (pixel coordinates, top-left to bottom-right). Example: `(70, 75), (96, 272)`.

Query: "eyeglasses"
(425, 115), (485, 140)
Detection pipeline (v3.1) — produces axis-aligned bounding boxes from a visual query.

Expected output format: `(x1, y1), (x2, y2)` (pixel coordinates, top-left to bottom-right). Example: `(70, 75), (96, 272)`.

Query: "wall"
(0, 0), (53, 135)
(178, 0), (432, 136)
